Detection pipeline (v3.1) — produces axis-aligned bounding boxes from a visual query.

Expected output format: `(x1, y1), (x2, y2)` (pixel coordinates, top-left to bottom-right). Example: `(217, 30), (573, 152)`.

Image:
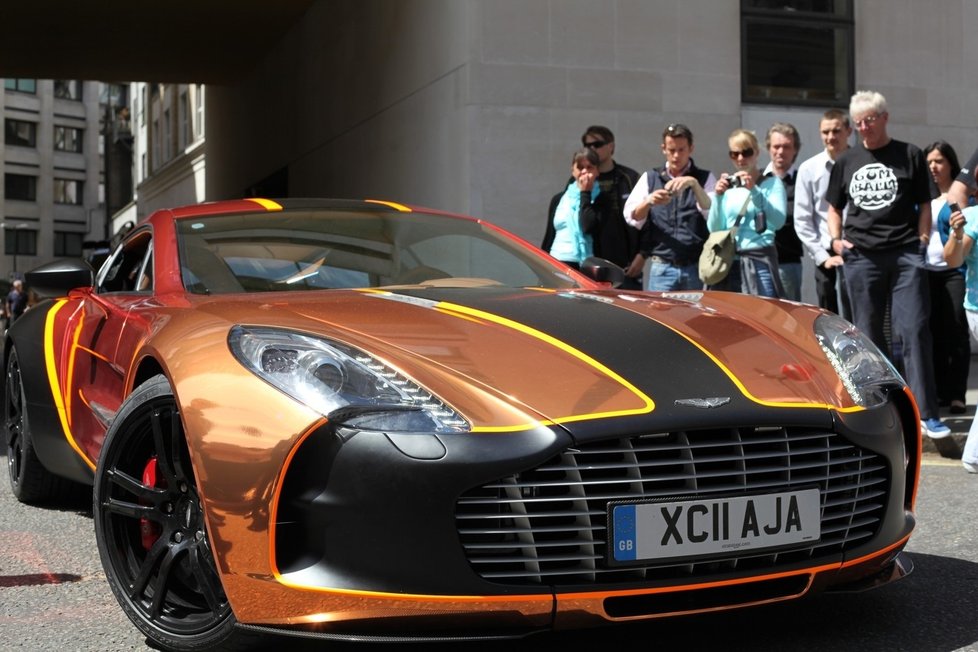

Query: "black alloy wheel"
(93, 375), (261, 651)
(5, 345), (74, 504)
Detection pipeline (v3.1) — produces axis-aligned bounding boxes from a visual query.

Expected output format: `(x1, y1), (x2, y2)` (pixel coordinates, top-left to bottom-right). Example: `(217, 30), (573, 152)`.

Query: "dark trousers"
(843, 243), (939, 419)
(814, 255), (851, 321)
(928, 267), (970, 404)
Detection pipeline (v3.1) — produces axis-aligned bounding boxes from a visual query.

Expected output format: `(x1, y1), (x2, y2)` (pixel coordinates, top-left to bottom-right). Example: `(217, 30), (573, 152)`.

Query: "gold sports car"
(4, 198), (918, 650)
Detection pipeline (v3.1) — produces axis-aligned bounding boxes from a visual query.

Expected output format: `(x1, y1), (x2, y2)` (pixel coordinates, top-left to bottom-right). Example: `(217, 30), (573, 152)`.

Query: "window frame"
(740, 1), (854, 108)
(4, 79), (36, 93)
(4, 173), (38, 201)
(54, 231), (85, 257)
(54, 125), (84, 153)
(53, 80), (82, 100)
(5, 118), (37, 148)
(53, 178), (84, 205)
(5, 227), (37, 258)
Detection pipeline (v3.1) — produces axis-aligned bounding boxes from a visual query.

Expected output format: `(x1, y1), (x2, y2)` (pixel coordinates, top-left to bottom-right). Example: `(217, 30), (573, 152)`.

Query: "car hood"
(185, 287), (853, 433)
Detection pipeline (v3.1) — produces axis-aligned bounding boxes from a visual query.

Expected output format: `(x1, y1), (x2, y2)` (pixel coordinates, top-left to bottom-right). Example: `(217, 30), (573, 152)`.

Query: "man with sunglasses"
(623, 123), (716, 291)
(825, 90), (949, 440)
(579, 126), (643, 289)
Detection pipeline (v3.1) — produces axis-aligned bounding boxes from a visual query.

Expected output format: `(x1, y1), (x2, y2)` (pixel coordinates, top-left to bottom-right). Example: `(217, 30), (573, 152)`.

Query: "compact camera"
(727, 174), (746, 188)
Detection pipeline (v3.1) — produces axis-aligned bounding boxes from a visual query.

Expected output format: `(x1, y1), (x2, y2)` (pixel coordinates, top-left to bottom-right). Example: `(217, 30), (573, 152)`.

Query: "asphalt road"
(1, 442), (977, 652)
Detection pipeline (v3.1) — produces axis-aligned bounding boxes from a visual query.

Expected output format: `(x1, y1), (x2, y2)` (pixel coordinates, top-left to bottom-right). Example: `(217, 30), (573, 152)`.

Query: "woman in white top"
(923, 141), (970, 414)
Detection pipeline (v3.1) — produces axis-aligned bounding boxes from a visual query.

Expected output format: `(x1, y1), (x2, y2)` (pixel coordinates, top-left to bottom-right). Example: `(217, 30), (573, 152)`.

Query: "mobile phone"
(949, 202), (961, 213)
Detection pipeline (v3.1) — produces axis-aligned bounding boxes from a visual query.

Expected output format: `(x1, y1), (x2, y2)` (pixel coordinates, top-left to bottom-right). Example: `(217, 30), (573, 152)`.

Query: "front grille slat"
(455, 426), (890, 586)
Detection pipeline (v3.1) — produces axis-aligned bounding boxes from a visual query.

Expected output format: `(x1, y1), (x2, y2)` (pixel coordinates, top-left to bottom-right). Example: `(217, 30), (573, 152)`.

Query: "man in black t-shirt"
(825, 90), (948, 439)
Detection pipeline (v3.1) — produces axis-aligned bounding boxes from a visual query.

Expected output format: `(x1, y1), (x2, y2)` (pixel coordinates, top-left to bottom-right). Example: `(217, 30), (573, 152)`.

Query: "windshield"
(175, 209), (578, 294)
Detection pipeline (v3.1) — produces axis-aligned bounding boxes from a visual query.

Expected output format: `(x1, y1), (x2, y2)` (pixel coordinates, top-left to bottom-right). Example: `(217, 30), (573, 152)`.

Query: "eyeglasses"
(584, 140), (608, 149)
(854, 114), (881, 128)
(728, 147), (755, 159)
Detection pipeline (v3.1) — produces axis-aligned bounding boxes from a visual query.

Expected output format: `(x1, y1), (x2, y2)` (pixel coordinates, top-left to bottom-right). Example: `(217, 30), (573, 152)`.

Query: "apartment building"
(1, 79), (123, 280)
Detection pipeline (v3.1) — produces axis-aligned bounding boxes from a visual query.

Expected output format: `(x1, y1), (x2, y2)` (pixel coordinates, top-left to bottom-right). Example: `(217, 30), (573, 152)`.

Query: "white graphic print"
(849, 163), (897, 210)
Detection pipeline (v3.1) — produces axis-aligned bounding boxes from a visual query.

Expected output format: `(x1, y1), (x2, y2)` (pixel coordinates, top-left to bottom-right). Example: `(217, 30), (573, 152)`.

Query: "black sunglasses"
(729, 147), (755, 159)
(584, 140), (608, 149)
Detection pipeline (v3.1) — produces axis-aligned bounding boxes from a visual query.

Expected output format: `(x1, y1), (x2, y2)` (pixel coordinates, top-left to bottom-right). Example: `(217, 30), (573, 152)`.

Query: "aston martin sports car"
(5, 198), (918, 650)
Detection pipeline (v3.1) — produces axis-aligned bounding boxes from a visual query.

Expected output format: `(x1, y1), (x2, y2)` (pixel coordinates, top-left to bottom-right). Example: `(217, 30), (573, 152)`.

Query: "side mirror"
(580, 256), (627, 288)
(25, 259), (95, 298)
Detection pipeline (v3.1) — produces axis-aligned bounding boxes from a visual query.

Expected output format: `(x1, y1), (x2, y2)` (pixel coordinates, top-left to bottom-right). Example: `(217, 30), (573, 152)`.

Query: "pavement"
(920, 354), (978, 459)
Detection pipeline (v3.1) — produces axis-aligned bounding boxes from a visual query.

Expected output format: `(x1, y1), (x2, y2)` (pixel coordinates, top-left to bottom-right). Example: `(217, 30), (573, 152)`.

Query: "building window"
(741, 0), (854, 106)
(53, 178), (83, 205)
(54, 231), (85, 257)
(5, 119), (37, 147)
(152, 117), (161, 170)
(54, 80), (82, 100)
(140, 85), (147, 126)
(4, 79), (36, 93)
(5, 227), (37, 258)
(195, 85), (205, 140)
(163, 107), (172, 162)
(54, 125), (83, 152)
(4, 174), (37, 201)
(178, 89), (189, 150)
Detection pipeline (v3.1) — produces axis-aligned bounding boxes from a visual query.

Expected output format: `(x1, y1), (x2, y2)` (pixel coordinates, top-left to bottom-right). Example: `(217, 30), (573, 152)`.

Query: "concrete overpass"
(0, 1), (314, 83)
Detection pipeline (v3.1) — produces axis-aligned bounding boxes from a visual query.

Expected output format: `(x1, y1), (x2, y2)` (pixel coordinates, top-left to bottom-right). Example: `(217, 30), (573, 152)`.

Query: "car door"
(62, 229), (155, 465)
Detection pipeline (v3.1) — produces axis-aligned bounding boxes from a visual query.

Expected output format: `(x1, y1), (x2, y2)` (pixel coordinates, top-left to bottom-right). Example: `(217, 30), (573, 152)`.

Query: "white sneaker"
(963, 461), (978, 474)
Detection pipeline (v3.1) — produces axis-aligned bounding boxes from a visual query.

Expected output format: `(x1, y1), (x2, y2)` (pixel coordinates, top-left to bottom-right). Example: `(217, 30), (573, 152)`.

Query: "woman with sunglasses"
(707, 128), (787, 297)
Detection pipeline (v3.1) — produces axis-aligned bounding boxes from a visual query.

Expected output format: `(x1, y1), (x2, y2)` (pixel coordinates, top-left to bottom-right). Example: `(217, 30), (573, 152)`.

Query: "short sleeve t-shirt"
(825, 139), (931, 250)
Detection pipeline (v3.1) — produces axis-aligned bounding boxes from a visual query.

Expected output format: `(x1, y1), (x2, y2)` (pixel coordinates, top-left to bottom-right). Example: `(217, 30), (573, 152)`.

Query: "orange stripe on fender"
(43, 300), (95, 470)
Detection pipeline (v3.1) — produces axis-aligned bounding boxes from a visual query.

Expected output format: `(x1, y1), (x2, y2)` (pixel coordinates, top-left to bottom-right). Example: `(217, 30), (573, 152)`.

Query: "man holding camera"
(826, 90), (948, 440)
(623, 123), (716, 291)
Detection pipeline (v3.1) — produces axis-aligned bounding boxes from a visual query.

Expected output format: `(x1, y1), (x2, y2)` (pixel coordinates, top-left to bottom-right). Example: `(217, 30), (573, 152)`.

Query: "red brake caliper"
(140, 457), (163, 550)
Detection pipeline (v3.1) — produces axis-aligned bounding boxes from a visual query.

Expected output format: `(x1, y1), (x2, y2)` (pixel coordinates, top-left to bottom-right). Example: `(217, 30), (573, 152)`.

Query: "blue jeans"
(646, 258), (703, 292)
(778, 261), (802, 301)
(716, 259), (779, 297)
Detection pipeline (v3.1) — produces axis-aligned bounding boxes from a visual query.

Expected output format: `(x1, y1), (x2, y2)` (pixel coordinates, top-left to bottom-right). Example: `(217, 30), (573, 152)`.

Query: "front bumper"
(216, 392), (917, 636)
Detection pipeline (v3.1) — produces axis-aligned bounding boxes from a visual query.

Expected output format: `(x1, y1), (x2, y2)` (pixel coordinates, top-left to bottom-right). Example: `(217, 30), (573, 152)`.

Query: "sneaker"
(921, 418), (951, 439)
(964, 461), (978, 473)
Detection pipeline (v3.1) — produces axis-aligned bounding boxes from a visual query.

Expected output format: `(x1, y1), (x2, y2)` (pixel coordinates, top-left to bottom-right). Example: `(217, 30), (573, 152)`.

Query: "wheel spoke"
(103, 496), (160, 521)
(129, 536), (169, 600)
(151, 406), (190, 486)
(188, 545), (226, 612)
(148, 541), (183, 620)
(107, 467), (166, 504)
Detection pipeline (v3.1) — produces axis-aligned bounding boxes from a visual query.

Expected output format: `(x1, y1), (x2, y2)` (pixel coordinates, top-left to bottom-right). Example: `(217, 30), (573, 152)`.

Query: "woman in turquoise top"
(542, 148), (603, 269)
(707, 129), (787, 297)
(944, 203), (978, 472)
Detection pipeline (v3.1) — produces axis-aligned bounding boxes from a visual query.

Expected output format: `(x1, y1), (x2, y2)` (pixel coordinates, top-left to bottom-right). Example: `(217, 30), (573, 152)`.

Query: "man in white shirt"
(793, 108), (852, 317)
(623, 123), (715, 291)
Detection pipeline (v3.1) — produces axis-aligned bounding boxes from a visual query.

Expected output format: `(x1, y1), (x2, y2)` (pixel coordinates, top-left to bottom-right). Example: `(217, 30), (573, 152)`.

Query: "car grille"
(455, 426), (889, 586)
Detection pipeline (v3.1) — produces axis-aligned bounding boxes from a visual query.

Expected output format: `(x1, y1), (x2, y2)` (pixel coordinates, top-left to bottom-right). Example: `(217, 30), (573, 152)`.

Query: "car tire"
(5, 345), (78, 504)
(93, 374), (265, 651)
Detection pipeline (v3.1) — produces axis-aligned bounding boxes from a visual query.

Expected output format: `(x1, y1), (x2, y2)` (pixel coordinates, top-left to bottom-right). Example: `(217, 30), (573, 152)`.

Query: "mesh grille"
(455, 426), (889, 586)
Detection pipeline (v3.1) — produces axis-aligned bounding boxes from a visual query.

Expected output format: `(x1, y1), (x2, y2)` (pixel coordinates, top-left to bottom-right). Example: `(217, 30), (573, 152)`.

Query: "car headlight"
(814, 313), (903, 407)
(228, 326), (469, 433)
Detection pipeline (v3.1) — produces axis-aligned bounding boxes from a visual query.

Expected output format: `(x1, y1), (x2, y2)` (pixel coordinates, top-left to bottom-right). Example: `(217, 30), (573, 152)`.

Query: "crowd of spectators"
(541, 90), (978, 469)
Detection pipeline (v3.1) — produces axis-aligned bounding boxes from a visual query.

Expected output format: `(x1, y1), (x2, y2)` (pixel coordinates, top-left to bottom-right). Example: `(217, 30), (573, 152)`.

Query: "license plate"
(610, 488), (821, 564)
